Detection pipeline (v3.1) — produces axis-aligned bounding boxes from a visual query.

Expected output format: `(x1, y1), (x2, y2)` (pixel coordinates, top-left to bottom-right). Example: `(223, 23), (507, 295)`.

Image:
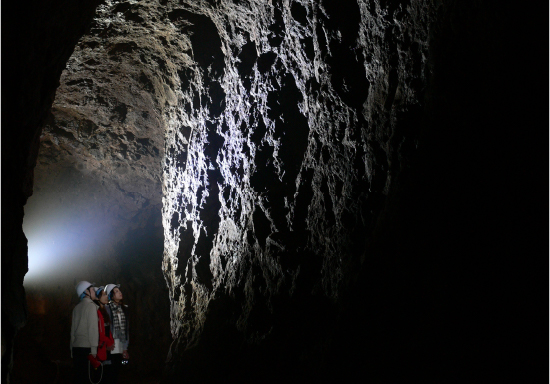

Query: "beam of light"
(22, 194), (111, 286)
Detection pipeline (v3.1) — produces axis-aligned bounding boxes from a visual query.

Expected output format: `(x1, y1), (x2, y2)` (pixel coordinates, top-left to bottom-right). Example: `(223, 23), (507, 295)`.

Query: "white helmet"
(75, 281), (95, 297)
(105, 284), (120, 300)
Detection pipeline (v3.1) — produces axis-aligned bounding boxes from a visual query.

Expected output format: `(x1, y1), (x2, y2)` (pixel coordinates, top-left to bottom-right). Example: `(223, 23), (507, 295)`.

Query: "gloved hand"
(88, 354), (101, 369)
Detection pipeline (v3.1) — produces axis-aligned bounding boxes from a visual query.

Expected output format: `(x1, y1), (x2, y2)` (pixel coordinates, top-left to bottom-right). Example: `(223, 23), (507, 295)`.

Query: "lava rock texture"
(159, 0), (435, 379)
(2, 0), (547, 383)
(34, 0), (188, 240)
(158, 0), (547, 382)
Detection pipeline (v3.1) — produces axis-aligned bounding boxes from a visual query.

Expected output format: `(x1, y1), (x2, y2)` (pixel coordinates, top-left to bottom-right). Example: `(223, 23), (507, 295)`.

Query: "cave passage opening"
(20, 0), (193, 288)
(15, 2), (192, 381)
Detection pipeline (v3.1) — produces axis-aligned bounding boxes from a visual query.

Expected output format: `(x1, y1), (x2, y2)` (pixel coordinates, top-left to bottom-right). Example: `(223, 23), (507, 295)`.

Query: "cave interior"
(2, 0), (548, 383)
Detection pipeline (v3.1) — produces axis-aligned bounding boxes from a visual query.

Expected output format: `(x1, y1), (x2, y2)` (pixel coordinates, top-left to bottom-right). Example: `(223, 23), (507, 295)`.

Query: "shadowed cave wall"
(2, 0), (548, 383)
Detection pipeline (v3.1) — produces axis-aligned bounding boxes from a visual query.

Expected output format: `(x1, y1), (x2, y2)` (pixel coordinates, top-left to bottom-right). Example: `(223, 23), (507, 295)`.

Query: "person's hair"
(99, 304), (111, 324)
(94, 290), (111, 324)
(111, 287), (127, 316)
(120, 300), (127, 316)
(96, 290), (111, 324)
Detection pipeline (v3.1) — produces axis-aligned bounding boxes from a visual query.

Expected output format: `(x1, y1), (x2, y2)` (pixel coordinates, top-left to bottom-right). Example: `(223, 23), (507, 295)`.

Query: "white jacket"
(70, 297), (99, 355)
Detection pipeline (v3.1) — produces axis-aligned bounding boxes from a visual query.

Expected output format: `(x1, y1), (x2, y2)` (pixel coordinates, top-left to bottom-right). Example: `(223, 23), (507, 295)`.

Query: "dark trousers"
(72, 347), (91, 384)
(104, 353), (122, 384)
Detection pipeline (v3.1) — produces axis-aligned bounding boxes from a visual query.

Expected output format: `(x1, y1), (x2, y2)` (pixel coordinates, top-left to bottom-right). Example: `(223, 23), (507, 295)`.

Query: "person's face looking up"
(99, 290), (108, 305)
(88, 287), (98, 301)
(112, 287), (123, 302)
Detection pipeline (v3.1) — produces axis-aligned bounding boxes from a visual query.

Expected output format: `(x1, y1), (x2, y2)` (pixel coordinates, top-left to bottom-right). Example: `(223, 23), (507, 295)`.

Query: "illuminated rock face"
(8, 0), (486, 380)
(160, 0), (435, 379)
(34, 0), (193, 242)
(9, 0), (546, 382)
(37, 3), (436, 374)
(32, 1), (438, 378)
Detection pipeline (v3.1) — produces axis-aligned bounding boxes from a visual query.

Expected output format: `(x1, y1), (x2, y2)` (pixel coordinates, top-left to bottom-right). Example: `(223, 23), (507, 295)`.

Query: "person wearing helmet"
(94, 286), (115, 361)
(104, 284), (129, 383)
(70, 281), (100, 383)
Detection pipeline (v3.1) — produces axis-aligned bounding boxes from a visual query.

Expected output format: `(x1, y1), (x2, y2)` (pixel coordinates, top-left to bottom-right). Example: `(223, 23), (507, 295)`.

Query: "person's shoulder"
(85, 299), (99, 311)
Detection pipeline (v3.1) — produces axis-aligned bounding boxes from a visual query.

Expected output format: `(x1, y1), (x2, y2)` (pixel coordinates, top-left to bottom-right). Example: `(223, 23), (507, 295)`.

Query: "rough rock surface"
(160, 0), (435, 379)
(3, 0), (547, 383)
(16, 1), (183, 380)
(35, 0), (190, 238)
(156, 0), (547, 381)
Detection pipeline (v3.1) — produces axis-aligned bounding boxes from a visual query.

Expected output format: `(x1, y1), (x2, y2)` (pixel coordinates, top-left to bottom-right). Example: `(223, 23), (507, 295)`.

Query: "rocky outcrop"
(4, 0), (546, 383)
(159, 0), (437, 380)
(34, 0), (191, 242)
(158, 0), (548, 381)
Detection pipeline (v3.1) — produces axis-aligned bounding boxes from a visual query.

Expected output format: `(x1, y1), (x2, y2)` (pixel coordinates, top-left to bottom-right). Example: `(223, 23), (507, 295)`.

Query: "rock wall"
(2, 0), (546, 383)
(158, 0), (433, 380)
(11, 0), (179, 380)
(159, 0), (547, 381)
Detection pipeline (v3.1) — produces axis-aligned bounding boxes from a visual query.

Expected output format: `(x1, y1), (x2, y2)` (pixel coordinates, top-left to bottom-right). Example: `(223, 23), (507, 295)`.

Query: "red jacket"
(97, 309), (115, 361)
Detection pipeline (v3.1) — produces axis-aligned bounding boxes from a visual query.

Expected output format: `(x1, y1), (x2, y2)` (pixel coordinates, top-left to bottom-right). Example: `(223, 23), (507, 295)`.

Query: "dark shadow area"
(326, 1), (549, 382)
(2, 0), (105, 382)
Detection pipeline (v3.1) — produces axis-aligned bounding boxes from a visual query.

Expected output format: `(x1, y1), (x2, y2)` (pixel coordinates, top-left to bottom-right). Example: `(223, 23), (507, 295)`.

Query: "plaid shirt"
(108, 302), (127, 342)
